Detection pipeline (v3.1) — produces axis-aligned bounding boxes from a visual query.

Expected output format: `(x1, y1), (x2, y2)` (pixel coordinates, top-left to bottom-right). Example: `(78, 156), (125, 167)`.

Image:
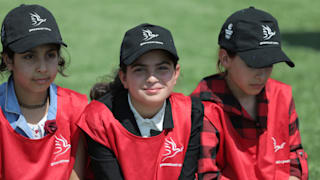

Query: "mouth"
(33, 77), (50, 84)
(143, 87), (162, 94)
(250, 83), (265, 90)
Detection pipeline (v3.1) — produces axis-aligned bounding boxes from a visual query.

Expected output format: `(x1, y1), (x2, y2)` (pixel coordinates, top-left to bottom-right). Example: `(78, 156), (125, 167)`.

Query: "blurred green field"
(1, 0), (319, 178)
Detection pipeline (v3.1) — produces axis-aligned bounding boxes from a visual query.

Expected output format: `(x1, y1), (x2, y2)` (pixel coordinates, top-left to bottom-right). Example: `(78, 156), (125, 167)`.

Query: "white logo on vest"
(160, 137), (184, 167)
(272, 137), (286, 152)
(51, 134), (71, 166)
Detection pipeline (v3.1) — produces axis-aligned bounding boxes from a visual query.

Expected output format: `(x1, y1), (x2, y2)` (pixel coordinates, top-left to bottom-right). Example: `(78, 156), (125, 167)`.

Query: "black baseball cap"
(218, 7), (294, 68)
(120, 23), (179, 66)
(1, 4), (66, 53)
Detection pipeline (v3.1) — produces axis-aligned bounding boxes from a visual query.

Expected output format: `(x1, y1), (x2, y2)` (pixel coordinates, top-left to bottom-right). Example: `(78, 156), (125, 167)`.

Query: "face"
(119, 50), (180, 110)
(220, 50), (273, 98)
(5, 44), (59, 96)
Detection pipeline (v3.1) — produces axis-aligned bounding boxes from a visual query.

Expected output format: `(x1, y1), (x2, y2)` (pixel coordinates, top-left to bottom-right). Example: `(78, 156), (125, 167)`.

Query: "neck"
(129, 99), (164, 119)
(14, 86), (49, 109)
(19, 97), (48, 109)
(225, 75), (257, 119)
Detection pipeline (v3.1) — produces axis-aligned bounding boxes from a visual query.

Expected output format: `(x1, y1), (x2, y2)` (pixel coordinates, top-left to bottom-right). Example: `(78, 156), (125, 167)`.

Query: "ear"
(173, 64), (180, 85)
(218, 48), (231, 68)
(118, 70), (128, 89)
(2, 53), (13, 71)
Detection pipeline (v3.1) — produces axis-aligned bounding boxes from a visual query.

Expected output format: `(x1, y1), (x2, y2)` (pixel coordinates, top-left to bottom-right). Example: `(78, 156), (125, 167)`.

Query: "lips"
(250, 83), (264, 90)
(143, 87), (162, 94)
(33, 77), (50, 84)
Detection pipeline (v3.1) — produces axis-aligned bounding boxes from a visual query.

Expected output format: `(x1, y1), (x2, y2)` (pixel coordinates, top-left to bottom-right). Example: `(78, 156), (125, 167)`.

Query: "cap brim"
(122, 43), (179, 65)
(238, 47), (295, 68)
(8, 33), (67, 53)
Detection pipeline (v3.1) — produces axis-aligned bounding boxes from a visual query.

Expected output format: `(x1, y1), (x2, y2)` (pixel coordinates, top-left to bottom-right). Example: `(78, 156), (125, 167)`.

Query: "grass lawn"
(1, 0), (319, 178)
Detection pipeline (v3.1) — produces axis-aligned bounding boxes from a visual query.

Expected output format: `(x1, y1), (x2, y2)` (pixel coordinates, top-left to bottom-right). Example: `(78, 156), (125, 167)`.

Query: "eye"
(132, 67), (145, 73)
(23, 54), (34, 60)
(47, 51), (58, 59)
(158, 65), (169, 70)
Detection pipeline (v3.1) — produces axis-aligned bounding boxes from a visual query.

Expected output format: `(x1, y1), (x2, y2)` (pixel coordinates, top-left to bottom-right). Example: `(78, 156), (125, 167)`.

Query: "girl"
(191, 7), (308, 180)
(78, 23), (203, 180)
(0, 4), (88, 179)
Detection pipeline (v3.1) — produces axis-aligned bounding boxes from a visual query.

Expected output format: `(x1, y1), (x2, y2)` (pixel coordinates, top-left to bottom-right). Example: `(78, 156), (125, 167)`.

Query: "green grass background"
(1, 0), (319, 178)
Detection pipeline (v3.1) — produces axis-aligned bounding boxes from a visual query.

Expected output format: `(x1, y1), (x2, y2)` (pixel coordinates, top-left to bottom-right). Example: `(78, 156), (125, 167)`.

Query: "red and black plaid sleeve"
(197, 102), (224, 180)
(288, 98), (308, 179)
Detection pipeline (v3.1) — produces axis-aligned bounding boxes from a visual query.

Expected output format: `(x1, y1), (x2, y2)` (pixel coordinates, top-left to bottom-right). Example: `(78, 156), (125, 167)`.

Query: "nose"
(146, 72), (159, 84)
(37, 58), (47, 73)
(255, 67), (272, 81)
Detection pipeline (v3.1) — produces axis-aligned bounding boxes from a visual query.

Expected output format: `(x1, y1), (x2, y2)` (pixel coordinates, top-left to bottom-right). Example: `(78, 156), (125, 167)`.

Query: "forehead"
(131, 49), (175, 66)
(20, 43), (60, 53)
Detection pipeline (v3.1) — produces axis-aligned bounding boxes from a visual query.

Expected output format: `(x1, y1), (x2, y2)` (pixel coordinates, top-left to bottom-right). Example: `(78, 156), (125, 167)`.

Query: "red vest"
(79, 93), (192, 180)
(206, 79), (295, 180)
(0, 87), (88, 180)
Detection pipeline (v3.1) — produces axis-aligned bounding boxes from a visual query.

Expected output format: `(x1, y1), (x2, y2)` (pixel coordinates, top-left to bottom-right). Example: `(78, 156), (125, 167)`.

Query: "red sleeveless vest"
(0, 87), (88, 180)
(79, 93), (192, 180)
(205, 79), (297, 180)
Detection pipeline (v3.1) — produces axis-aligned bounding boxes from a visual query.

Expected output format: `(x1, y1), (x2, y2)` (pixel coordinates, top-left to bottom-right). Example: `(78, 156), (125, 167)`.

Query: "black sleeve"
(178, 97), (204, 180)
(85, 134), (124, 180)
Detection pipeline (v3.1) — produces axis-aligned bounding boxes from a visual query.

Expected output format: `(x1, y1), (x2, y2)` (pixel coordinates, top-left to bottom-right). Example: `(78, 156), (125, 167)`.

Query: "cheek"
(158, 71), (175, 82)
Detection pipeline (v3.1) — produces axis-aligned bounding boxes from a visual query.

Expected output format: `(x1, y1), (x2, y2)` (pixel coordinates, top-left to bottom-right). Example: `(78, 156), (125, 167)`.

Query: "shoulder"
(82, 100), (115, 125)
(0, 82), (7, 108)
(0, 82), (7, 98)
(56, 86), (88, 103)
(266, 78), (293, 96)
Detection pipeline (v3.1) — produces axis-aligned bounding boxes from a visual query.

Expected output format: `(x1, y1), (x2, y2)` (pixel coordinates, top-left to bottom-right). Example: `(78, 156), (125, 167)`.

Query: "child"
(78, 23), (203, 180)
(191, 7), (308, 180)
(0, 4), (88, 179)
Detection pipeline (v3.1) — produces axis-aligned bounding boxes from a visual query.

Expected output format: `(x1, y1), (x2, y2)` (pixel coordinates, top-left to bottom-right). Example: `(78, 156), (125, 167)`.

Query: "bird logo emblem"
(30, 12), (47, 26)
(262, 25), (276, 40)
(53, 134), (71, 160)
(272, 137), (286, 152)
(162, 137), (184, 162)
(142, 29), (159, 41)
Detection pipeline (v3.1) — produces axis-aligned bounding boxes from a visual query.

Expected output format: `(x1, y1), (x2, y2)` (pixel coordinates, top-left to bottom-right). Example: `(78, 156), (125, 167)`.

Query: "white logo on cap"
(142, 29), (159, 41)
(262, 25), (276, 40)
(225, 23), (233, 39)
(259, 25), (279, 45)
(140, 29), (163, 46)
(30, 12), (47, 26)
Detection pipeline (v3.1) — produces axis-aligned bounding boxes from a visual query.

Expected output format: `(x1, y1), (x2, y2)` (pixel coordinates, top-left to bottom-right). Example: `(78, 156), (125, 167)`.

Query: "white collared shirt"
(128, 94), (165, 137)
(27, 112), (48, 139)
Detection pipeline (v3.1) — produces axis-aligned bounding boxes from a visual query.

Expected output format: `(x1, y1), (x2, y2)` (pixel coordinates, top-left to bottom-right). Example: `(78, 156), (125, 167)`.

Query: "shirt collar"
(5, 76), (57, 120)
(128, 93), (166, 132)
(5, 76), (21, 115)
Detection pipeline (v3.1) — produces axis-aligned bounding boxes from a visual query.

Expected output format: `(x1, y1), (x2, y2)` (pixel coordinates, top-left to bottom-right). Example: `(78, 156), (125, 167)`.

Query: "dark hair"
(90, 50), (178, 100)
(217, 47), (237, 73)
(90, 63), (127, 100)
(0, 45), (69, 78)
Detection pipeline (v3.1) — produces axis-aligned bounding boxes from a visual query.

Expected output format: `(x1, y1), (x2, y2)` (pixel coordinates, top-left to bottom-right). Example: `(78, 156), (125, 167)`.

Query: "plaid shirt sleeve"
(198, 102), (224, 180)
(288, 98), (308, 179)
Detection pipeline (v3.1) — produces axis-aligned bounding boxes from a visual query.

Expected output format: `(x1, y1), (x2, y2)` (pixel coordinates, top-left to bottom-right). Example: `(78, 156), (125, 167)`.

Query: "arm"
(288, 99), (308, 180)
(198, 102), (223, 180)
(70, 133), (86, 180)
(85, 134), (124, 180)
(178, 97), (203, 180)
